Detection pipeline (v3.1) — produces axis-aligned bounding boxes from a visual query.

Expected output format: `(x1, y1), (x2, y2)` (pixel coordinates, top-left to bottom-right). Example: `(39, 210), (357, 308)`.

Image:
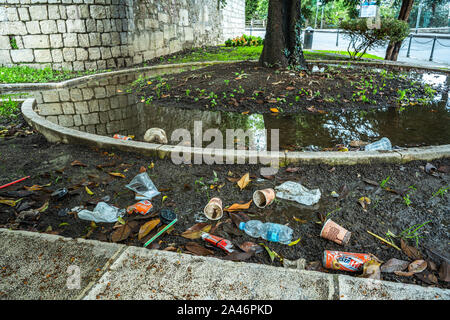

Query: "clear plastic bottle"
(239, 220), (293, 244)
(364, 137), (392, 151)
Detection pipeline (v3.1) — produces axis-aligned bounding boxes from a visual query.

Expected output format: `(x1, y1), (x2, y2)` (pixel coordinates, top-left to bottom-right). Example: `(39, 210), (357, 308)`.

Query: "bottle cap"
(238, 222), (245, 230)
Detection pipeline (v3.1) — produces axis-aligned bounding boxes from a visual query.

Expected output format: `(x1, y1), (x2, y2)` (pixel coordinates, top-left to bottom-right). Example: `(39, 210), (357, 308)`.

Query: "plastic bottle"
(238, 220), (293, 244)
(364, 137), (392, 151)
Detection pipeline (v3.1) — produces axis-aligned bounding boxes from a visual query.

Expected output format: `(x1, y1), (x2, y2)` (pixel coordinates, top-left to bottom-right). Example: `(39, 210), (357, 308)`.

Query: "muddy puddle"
(27, 67), (450, 150)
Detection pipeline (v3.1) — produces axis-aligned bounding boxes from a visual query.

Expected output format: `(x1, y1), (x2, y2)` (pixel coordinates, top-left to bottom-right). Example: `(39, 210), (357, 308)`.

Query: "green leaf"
(288, 237), (302, 247)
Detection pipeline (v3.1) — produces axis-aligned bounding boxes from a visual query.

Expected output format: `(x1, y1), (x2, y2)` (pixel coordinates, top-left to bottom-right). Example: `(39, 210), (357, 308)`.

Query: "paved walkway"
(0, 228), (448, 300)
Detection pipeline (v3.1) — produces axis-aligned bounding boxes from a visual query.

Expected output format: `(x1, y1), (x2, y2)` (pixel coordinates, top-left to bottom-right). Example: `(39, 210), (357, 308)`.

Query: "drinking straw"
(144, 218), (177, 248)
(0, 176), (30, 190)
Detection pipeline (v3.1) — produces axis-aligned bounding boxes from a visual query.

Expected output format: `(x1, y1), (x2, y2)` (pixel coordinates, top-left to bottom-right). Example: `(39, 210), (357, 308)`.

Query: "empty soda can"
(203, 197), (223, 220)
(126, 200), (153, 215)
(323, 250), (371, 272)
(320, 219), (351, 245)
(160, 209), (177, 224)
(253, 188), (275, 208)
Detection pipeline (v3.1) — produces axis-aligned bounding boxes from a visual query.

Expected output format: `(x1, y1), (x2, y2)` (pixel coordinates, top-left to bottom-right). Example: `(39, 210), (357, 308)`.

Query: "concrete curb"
(21, 98), (450, 166)
(0, 228), (448, 300)
(4, 59), (449, 165)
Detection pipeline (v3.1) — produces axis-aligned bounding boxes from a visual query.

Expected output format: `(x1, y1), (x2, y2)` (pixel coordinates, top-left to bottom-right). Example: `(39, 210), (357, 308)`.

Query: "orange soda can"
(127, 200), (153, 215)
(323, 250), (371, 272)
(201, 233), (234, 253)
(113, 134), (132, 140)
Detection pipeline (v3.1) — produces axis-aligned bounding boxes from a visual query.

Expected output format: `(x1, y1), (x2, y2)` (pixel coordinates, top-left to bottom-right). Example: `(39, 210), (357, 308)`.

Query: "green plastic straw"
(144, 218), (177, 248)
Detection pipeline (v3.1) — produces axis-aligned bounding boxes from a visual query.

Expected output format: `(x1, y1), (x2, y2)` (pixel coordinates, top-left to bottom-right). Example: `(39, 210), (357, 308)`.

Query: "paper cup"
(203, 197), (223, 220)
(320, 219), (351, 245)
(253, 188), (276, 208)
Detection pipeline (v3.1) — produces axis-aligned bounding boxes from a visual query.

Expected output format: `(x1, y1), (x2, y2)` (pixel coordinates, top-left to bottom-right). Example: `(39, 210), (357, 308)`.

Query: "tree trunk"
(385, 0), (414, 61)
(259, 0), (307, 69)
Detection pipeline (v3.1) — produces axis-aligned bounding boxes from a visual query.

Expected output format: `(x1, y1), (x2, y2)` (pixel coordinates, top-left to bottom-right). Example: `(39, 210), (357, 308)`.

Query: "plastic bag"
(125, 172), (160, 200)
(78, 202), (125, 223)
(275, 181), (321, 206)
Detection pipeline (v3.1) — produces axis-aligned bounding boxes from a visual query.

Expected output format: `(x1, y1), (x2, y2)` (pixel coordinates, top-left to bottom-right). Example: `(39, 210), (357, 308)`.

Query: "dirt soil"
(132, 61), (447, 115)
(0, 115), (449, 289)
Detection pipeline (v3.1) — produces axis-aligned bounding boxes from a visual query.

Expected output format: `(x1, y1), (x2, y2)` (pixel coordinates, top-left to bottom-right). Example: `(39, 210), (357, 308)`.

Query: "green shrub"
(339, 18), (410, 60)
(225, 34), (264, 47)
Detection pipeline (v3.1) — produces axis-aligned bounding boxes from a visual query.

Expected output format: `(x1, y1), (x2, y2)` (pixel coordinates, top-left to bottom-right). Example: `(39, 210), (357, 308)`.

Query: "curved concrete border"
(6, 59), (449, 164)
(21, 98), (450, 165)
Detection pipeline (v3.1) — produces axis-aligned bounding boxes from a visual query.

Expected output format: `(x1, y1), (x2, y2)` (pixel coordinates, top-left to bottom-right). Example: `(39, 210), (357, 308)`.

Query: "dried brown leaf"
(185, 242), (214, 256)
(181, 223), (211, 239)
(138, 219), (160, 240)
(237, 173), (250, 190)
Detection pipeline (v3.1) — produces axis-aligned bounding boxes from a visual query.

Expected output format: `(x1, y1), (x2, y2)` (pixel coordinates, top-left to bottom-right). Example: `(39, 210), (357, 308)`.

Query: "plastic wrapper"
(78, 202), (125, 223)
(364, 137), (392, 151)
(275, 181), (321, 206)
(125, 172), (160, 200)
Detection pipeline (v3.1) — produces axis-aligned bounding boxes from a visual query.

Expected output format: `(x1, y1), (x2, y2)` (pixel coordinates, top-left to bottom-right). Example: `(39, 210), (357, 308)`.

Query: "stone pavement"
(0, 228), (449, 300)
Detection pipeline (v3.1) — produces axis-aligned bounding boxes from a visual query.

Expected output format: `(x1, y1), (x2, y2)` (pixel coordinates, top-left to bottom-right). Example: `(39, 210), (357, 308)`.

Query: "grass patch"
(0, 66), (110, 84)
(309, 50), (384, 60)
(166, 46), (264, 64)
(0, 95), (21, 119)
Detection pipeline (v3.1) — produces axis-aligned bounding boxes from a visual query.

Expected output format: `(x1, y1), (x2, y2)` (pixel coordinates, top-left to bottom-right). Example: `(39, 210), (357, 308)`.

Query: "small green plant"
(431, 186), (449, 199)
(380, 176), (390, 189)
(224, 79), (230, 85)
(185, 89), (191, 97)
(398, 220), (432, 247)
(9, 37), (18, 50)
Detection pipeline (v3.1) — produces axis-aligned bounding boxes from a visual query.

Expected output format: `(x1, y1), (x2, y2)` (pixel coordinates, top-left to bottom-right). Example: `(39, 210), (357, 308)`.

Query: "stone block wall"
(0, 0), (245, 71)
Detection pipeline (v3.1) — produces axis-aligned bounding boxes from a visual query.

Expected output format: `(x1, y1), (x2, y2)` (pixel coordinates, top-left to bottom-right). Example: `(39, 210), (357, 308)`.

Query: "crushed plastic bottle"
(363, 137), (392, 151)
(125, 172), (160, 200)
(238, 220), (293, 245)
(77, 202), (125, 223)
(275, 181), (321, 206)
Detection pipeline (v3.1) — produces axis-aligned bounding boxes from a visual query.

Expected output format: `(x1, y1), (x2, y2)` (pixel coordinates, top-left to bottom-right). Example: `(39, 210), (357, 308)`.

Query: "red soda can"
(113, 134), (132, 140)
(323, 250), (371, 272)
(201, 233), (234, 253)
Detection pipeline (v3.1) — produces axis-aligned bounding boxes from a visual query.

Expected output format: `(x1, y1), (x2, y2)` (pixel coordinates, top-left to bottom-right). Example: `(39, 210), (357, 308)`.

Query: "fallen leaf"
(229, 212), (250, 228)
(238, 242), (263, 254)
(293, 216), (307, 223)
(0, 198), (22, 207)
(138, 219), (160, 240)
(439, 261), (450, 282)
(400, 239), (422, 260)
(108, 172), (126, 178)
(237, 173), (250, 190)
(185, 242), (214, 256)
(24, 184), (50, 191)
(359, 260), (382, 280)
(285, 86), (295, 91)
(437, 165), (449, 173)
(358, 196), (371, 211)
(111, 223), (132, 242)
(285, 167), (300, 173)
(381, 258), (410, 273)
(181, 223), (211, 239)
(270, 108), (279, 113)
(37, 200), (49, 213)
(349, 140), (368, 147)
(259, 243), (283, 263)
(224, 200), (253, 212)
(85, 186), (94, 195)
(415, 270), (438, 284)
(139, 166), (147, 173)
(408, 260), (427, 273)
(288, 237), (302, 246)
(394, 270), (415, 277)
(71, 160), (87, 167)
(222, 251), (253, 261)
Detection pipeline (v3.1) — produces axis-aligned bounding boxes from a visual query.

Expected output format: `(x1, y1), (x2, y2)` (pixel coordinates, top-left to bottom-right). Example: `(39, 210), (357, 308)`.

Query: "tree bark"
(385, 0), (414, 61)
(259, 0), (307, 69)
